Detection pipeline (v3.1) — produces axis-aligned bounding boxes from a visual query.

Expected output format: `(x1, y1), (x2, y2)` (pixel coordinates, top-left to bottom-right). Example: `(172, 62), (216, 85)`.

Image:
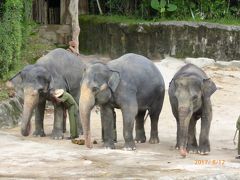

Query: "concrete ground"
(0, 57), (240, 179)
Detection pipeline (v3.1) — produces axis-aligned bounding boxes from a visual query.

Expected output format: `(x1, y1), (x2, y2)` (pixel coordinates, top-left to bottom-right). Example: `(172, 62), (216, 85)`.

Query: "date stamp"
(194, 160), (225, 165)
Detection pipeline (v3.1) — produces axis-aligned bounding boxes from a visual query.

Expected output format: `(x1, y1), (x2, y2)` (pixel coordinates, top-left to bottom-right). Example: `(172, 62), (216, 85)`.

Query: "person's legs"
(68, 105), (78, 138)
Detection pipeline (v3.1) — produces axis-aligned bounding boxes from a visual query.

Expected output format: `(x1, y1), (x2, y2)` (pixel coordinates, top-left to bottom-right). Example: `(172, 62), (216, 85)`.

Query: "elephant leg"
(199, 99), (212, 155)
(122, 100), (138, 151)
(51, 104), (64, 139)
(149, 99), (162, 144)
(100, 105), (115, 149)
(76, 108), (83, 136)
(135, 110), (146, 143)
(187, 117), (198, 153)
(113, 110), (117, 142)
(173, 106), (180, 149)
(175, 119), (180, 149)
(149, 112), (160, 144)
(101, 108), (117, 143)
(33, 99), (46, 137)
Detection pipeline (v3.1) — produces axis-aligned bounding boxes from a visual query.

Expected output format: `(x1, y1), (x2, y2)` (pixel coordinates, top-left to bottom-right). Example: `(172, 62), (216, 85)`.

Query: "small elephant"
(168, 64), (217, 157)
(79, 53), (165, 150)
(10, 48), (86, 139)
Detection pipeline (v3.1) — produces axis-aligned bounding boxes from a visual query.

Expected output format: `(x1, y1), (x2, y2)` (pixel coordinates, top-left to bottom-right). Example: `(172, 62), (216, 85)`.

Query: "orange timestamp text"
(194, 160), (225, 165)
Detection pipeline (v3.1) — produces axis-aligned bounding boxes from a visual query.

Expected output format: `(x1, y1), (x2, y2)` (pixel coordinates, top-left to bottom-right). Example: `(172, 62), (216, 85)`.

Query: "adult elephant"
(79, 53), (165, 150)
(10, 48), (86, 139)
(168, 64), (217, 157)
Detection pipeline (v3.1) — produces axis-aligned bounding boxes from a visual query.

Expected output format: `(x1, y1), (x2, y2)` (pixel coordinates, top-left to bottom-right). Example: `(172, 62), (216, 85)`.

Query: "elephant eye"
(92, 86), (99, 93)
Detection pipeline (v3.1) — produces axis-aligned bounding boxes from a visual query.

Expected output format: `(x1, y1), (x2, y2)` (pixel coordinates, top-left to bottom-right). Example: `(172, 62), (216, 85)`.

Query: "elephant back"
(37, 48), (85, 71)
(109, 53), (165, 94)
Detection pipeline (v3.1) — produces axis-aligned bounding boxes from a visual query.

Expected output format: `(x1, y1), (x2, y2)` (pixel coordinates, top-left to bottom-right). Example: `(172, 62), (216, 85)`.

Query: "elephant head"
(172, 76), (216, 156)
(79, 63), (120, 148)
(18, 65), (51, 136)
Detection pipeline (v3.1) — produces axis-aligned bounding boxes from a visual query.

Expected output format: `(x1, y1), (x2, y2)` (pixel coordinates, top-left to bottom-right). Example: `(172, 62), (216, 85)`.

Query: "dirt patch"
(0, 62), (240, 179)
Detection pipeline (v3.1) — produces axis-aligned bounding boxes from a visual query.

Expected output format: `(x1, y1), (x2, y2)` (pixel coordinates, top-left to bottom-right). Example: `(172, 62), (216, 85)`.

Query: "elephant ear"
(108, 71), (120, 92)
(49, 75), (66, 92)
(49, 76), (59, 91)
(20, 65), (34, 81)
(202, 78), (217, 97)
(9, 71), (22, 86)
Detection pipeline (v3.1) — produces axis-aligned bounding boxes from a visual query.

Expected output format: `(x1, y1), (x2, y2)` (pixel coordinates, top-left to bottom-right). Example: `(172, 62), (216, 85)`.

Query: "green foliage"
(0, 0), (33, 78)
(104, 0), (152, 18)
(91, 0), (240, 21)
(167, 0), (240, 20)
(151, 0), (177, 17)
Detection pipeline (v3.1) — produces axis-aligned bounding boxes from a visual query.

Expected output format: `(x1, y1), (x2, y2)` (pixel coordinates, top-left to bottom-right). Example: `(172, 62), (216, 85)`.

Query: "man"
(236, 116), (240, 159)
(53, 89), (79, 139)
(67, 40), (80, 56)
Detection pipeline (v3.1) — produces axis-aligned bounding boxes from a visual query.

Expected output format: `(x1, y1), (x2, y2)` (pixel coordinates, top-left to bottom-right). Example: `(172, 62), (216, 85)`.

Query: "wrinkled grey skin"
(79, 53), (165, 150)
(10, 48), (86, 139)
(168, 64), (217, 157)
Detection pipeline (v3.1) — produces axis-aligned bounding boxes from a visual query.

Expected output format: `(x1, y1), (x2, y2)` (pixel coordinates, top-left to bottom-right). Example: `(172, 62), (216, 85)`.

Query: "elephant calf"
(79, 53), (165, 150)
(168, 63), (217, 157)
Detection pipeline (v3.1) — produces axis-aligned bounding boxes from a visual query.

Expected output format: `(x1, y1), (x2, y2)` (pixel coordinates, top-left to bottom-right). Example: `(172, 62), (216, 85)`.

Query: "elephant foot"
(33, 129), (46, 137)
(198, 145), (210, 155)
(123, 141), (136, 151)
(51, 130), (64, 140)
(149, 136), (159, 144)
(135, 135), (146, 143)
(198, 140), (210, 155)
(104, 142), (115, 149)
(180, 148), (188, 158)
(187, 144), (198, 154)
(175, 144), (180, 150)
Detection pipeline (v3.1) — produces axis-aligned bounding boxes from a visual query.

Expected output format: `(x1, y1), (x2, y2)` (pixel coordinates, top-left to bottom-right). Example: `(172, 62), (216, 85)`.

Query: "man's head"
(54, 89), (64, 98)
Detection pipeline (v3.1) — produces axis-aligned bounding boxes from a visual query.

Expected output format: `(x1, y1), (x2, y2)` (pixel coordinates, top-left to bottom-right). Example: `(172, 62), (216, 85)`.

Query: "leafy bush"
(151, 0), (177, 17)
(92, 0), (240, 20)
(0, 0), (32, 78)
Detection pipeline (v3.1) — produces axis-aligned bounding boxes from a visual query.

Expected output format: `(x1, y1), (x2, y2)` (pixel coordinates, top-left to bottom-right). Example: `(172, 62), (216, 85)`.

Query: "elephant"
(168, 63), (217, 157)
(10, 48), (86, 139)
(79, 53), (165, 150)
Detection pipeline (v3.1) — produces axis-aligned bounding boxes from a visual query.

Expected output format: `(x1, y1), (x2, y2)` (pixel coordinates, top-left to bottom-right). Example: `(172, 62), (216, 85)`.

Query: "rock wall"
(0, 96), (23, 128)
(79, 17), (240, 61)
(39, 25), (71, 45)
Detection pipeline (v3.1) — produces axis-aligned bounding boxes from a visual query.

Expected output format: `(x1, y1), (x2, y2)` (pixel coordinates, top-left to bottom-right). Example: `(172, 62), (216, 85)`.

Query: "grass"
(80, 14), (240, 26)
(80, 15), (149, 24)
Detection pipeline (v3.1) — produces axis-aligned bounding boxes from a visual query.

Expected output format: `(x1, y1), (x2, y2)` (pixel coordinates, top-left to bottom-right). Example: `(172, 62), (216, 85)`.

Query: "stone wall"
(39, 25), (71, 45)
(0, 96), (23, 128)
(79, 17), (240, 61)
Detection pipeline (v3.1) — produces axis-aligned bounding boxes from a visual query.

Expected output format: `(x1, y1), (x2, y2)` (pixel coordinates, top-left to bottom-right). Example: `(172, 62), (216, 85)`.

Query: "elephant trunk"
(178, 106), (192, 157)
(21, 87), (39, 136)
(79, 83), (95, 148)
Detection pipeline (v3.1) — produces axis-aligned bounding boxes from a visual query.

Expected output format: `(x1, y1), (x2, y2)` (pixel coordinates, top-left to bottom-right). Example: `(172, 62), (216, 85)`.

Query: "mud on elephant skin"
(168, 63), (217, 157)
(10, 48), (86, 139)
(79, 53), (165, 150)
